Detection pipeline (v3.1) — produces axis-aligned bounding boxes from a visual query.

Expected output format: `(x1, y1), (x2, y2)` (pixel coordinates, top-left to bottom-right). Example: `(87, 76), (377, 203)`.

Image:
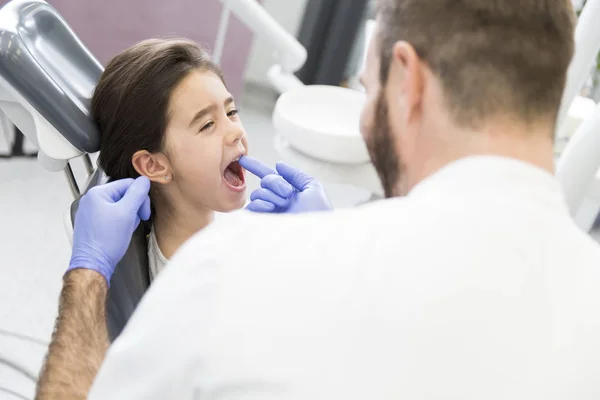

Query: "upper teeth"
(233, 156), (240, 162)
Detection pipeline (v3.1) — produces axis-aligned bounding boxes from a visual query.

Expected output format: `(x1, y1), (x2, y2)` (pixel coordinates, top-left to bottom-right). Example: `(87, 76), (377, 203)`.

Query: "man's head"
(360, 0), (576, 197)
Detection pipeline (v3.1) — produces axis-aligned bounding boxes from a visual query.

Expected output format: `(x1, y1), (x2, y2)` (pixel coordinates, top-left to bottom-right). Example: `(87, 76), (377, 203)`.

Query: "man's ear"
(390, 41), (424, 122)
(132, 150), (172, 184)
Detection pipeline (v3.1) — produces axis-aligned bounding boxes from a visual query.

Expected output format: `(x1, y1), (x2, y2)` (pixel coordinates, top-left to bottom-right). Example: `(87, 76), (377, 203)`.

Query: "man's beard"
(365, 91), (402, 198)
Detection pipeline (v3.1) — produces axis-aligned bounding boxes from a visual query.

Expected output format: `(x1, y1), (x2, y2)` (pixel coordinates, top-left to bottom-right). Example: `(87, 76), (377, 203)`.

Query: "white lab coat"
(89, 156), (600, 400)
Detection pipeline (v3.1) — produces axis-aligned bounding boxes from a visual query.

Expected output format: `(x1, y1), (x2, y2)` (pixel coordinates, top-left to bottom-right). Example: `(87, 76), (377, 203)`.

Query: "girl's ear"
(132, 150), (173, 184)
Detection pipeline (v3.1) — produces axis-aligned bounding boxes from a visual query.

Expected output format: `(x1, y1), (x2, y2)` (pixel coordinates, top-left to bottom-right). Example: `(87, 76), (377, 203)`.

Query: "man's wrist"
(63, 268), (108, 294)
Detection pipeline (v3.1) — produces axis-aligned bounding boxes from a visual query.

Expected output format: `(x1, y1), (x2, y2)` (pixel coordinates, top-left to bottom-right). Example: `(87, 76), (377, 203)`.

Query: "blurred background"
(1, 0), (600, 399)
(574, 0), (600, 100)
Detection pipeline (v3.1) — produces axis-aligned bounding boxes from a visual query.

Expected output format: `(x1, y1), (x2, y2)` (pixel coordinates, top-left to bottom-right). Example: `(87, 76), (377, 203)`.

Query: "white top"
(146, 213), (229, 281)
(89, 156), (600, 400)
(147, 228), (168, 281)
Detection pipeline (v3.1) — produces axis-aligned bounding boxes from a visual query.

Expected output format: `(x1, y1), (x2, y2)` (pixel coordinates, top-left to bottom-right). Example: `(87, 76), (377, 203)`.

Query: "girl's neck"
(152, 201), (214, 260)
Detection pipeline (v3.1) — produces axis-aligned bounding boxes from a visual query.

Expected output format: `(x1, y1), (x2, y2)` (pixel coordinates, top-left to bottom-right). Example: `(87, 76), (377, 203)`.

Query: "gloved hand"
(239, 156), (332, 213)
(67, 177), (151, 286)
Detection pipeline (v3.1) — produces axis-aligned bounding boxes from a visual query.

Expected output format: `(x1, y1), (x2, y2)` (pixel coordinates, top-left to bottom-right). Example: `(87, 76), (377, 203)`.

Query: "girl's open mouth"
(223, 160), (246, 191)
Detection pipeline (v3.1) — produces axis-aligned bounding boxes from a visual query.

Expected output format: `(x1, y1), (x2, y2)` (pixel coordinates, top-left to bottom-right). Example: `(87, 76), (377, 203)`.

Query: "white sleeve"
(88, 212), (261, 399)
(87, 254), (221, 400)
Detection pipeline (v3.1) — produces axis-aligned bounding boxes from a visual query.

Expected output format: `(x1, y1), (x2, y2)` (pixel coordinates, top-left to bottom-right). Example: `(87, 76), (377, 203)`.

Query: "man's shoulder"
(188, 198), (416, 253)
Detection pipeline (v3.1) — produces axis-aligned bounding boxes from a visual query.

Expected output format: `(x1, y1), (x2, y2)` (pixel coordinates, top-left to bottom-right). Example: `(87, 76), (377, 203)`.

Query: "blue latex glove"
(239, 156), (332, 213)
(67, 177), (151, 286)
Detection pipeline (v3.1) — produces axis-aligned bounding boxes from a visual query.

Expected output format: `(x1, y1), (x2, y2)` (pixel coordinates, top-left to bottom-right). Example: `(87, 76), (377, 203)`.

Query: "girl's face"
(161, 69), (249, 213)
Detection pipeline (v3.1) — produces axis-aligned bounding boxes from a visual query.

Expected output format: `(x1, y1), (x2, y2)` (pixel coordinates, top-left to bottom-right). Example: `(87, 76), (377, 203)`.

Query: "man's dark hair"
(377, 0), (576, 128)
(93, 38), (224, 180)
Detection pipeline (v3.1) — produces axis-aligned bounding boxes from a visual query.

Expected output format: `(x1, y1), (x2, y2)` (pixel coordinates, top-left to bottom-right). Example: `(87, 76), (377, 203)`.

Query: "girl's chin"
(215, 190), (247, 213)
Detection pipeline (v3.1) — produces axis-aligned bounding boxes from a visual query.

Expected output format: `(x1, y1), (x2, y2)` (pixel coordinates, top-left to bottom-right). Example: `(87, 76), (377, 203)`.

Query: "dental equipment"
(557, 0), (600, 132)
(216, 0), (383, 200)
(0, 0), (101, 183)
(0, 0), (150, 341)
(214, 0), (307, 93)
(556, 0), (600, 232)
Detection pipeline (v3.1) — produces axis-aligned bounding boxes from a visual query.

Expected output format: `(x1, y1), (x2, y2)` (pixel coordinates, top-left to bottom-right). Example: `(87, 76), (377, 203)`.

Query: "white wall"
(243, 0), (309, 87)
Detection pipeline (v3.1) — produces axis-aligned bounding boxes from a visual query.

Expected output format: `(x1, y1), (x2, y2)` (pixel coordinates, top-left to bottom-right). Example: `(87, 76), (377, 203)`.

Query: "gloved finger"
(121, 176), (151, 215)
(238, 156), (277, 179)
(133, 215), (141, 230)
(96, 178), (136, 202)
(250, 188), (289, 208)
(275, 162), (315, 191)
(246, 199), (276, 213)
(138, 195), (151, 221)
(261, 174), (295, 198)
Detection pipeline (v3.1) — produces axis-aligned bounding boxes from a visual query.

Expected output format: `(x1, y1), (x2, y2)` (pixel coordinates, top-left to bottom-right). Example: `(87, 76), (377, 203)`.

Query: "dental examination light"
(556, 0), (600, 232)
(0, 0), (102, 196)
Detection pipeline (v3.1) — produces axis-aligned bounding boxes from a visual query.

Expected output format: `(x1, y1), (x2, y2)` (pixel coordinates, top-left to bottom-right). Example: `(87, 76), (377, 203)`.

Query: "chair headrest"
(0, 0), (103, 170)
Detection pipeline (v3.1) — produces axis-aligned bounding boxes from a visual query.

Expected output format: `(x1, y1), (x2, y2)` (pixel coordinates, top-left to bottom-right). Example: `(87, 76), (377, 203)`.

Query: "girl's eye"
(227, 109), (238, 117)
(200, 121), (214, 132)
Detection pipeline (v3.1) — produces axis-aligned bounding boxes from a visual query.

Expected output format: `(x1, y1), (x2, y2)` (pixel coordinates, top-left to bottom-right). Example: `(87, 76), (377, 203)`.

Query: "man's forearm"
(36, 269), (110, 400)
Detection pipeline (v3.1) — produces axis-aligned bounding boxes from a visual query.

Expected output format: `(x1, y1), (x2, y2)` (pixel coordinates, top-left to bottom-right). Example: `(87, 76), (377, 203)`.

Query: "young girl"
(92, 38), (248, 280)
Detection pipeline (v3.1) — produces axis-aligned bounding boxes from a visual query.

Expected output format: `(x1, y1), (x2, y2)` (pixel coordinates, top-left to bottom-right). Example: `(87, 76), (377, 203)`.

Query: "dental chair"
(0, 0), (149, 341)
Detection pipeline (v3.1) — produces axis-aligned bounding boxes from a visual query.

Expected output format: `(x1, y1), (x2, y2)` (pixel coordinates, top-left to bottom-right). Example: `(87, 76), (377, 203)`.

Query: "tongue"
(224, 166), (242, 187)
